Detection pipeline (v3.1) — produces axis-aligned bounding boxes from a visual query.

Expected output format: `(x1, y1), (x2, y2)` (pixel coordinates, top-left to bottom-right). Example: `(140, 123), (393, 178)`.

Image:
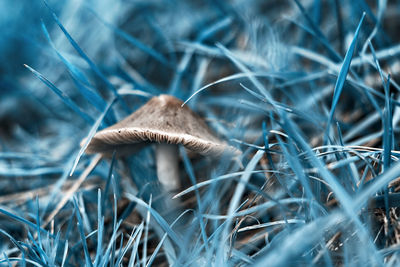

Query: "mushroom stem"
(156, 143), (180, 191)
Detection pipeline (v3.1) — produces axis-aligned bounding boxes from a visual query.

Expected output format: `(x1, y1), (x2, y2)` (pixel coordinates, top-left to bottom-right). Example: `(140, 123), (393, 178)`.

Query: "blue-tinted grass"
(3, 0), (400, 266)
(24, 64), (94, 124)
(86, 6), (171, 68)
(70, 97), (116, 175)
(325, 13), (365, 140)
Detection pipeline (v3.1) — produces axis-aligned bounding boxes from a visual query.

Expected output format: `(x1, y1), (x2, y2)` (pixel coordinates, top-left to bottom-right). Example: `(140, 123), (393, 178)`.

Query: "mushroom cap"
(83, 95), (235, 156)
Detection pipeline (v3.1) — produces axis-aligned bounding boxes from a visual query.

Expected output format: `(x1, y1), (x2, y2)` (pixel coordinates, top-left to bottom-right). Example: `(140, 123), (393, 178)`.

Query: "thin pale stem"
(156, 144), (180, 191)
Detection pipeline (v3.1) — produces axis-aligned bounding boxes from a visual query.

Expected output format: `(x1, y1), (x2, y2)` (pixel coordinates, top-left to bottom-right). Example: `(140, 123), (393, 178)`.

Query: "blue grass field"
(1, 0), (400, 266)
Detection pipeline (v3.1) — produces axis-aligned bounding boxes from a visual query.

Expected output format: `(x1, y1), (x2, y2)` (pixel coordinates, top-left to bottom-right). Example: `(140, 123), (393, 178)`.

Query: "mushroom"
(83, 94), (236, 192)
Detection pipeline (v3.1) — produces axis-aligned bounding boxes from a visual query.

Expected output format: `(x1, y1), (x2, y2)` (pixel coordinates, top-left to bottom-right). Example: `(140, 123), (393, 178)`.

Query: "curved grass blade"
(24, 64), (94, 124)
(182, 71), (288, 106)
(42, 0), (128, 113)
(325, 13), (366, 140)
(85, 6), (170, 67)
(41, 21), (91, 88)
(70, 97), (116, 176)
(41, 21), (107, 112)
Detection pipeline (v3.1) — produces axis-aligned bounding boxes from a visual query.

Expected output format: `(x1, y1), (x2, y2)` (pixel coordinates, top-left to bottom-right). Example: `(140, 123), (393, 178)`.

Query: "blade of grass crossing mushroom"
(24, 64), (94, 124)
(70, 97), (116, 176)
(325, 13), (365, 142)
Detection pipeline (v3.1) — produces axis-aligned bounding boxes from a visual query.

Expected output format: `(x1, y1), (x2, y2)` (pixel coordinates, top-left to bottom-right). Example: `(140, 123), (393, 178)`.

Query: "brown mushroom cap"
(84, 95), (235, 156)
